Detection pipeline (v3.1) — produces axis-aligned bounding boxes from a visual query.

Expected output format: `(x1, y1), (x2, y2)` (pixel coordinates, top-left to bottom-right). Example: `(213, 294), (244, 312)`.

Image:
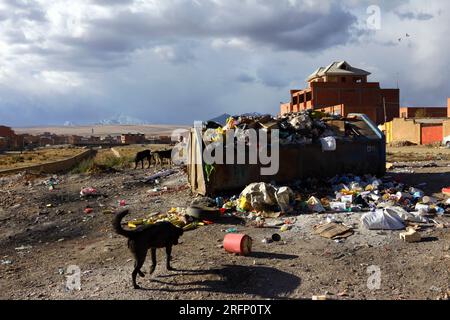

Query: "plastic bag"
(275, 187), (294, 213)
(360, 209), (405, 230)
(320, 136), (336, 151)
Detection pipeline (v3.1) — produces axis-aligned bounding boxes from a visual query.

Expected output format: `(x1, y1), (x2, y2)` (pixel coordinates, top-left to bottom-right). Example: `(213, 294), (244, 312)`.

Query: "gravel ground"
(0, 163), (449, 300)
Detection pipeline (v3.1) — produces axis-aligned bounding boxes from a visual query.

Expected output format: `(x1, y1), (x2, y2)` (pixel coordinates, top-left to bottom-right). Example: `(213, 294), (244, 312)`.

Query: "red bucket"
(223, 233), (252, 256)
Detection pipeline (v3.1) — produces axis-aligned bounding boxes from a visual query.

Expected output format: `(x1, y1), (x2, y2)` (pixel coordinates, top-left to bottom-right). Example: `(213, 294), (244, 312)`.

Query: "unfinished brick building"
(399, 106), (448, 118)
(280, 61), (400, 125)
(0, 126), (23, 151)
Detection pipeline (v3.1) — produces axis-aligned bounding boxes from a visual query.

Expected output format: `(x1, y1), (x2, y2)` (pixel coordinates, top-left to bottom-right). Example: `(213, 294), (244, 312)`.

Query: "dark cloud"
(0, 0), (448, 127)
(236, 73), (256, 83)
(87, 1), (359, 54)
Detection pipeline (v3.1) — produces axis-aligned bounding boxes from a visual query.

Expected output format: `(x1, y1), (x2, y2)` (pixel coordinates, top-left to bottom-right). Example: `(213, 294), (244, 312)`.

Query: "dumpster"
(187, 113), (385, 196)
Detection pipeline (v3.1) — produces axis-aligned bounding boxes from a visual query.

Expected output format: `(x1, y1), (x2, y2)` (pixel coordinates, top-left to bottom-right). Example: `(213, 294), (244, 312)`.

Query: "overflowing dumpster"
(187, 112), (385, 196)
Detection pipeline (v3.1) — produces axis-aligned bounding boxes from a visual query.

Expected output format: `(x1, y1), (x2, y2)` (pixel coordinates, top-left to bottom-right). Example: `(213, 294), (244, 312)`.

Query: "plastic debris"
(361, 209), (405, 230)
(80, 187), (98, 197)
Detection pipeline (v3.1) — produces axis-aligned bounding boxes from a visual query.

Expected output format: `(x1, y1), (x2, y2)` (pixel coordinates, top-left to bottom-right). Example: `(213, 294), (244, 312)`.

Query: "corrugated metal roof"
(307, 61), (371, 81)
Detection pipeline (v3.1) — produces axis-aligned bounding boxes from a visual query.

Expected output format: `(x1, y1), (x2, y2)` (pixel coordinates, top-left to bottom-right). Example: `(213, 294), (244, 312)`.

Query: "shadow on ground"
(139, 264), (301, 299)
(390, 172), (450, 196)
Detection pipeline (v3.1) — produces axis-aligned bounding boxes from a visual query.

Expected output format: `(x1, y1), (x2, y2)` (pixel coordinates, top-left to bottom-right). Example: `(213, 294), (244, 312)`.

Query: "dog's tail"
(112, 209), (134, 238)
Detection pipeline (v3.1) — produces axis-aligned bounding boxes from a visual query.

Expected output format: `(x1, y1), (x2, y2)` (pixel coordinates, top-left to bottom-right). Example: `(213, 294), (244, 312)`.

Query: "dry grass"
(0, 148), (84, 170)
(70, 145), (171, 173)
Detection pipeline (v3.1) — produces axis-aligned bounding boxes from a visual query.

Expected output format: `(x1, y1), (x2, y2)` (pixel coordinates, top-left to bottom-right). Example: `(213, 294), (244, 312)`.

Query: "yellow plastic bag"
(238, 196), (252, 211)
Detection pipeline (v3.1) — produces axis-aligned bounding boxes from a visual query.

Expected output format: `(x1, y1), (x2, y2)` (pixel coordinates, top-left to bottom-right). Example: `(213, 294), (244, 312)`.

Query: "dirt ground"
(0, 146), (449, 300)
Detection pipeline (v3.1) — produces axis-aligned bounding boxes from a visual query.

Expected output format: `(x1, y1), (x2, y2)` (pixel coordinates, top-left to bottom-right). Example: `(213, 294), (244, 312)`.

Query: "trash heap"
(204, 110), (360, 146)
(124, 207), (210, 232)
(185, 175), (449, 233)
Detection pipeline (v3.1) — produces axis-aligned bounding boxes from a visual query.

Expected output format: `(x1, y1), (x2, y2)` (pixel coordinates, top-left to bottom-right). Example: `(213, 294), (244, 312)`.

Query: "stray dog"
(134, 149), (152, 169)
(112, 209), (183, 289)
(152, 149), (173, 168)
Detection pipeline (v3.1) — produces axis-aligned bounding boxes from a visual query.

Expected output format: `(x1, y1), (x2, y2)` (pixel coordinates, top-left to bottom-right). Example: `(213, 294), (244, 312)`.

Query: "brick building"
(0, 125), (23, 150)
(121, 133), (146, 144)
(399, 106), (449, 118)
(280, 61), (400, 125)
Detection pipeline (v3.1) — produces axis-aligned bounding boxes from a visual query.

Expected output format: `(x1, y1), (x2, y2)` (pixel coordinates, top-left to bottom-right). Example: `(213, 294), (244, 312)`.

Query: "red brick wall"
(0, 126), (15, 137)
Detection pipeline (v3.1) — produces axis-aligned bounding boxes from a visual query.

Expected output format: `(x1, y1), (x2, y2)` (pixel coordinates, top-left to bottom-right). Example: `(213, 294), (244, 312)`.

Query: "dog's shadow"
(138, 264), (301, 299)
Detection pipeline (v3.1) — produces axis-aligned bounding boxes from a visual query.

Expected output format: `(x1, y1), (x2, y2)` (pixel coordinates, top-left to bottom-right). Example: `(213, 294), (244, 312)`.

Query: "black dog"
(112, 209), (183, 289)
(152, 149), (173, 168)
(134, 149), (152, 169)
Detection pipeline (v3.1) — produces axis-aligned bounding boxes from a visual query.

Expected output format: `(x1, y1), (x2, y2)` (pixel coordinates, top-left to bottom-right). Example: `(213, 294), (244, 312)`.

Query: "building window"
(327, 76), (337, 82)
(306, 92), (312, 101)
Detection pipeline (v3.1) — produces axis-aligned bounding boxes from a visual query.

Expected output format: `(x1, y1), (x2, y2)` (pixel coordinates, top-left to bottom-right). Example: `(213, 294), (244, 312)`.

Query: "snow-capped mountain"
(96, 114), (148, 125)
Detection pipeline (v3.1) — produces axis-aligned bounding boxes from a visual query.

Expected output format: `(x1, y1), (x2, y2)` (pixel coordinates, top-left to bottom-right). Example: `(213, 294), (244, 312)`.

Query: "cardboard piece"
(313, 222), (354, 239)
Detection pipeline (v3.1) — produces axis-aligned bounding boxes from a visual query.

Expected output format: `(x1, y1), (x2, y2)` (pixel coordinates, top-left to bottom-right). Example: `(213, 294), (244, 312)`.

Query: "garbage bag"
(239, 182), (277, 212)
(275, 186), (295, 213)
(320, 136), (336, 151)
(360, 209), (405, 230)
(384, 206), (427, 223)
(239, 183), (294, 213)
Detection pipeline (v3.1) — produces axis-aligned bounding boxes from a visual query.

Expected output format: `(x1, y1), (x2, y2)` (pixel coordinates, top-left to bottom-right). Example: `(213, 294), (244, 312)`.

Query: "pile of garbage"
(124, 207), (211, 232)
(185, 175), (449, 232)
(204, 110), (361, 146)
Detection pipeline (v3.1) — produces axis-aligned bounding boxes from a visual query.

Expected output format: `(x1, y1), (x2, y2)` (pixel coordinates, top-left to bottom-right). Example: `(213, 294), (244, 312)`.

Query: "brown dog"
(112, 209), (183, 289)
(152, 149), (173, 168)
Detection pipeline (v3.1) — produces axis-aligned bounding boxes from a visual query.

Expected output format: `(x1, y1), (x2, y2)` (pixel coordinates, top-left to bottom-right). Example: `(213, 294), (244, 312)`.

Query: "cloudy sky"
(0, 0), (448, 126)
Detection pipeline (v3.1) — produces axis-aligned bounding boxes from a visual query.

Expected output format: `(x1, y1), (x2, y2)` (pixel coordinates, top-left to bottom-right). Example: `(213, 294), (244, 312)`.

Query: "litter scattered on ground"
(44, 176), (60, 190)
(313, 222), (354, 240)
(15, 245), (33, 251)
(80, 187), (98, 197)
(144, 169), (177, 184)
(223, 233), (252, 256)
(400, 227), (422, 243)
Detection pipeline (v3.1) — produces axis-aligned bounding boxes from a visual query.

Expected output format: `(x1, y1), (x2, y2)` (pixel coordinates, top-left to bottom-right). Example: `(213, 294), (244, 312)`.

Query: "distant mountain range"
(95, 114), (148, 125)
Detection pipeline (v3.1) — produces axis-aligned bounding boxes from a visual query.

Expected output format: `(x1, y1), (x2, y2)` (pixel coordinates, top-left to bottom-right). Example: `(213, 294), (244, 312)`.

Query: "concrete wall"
(0, 149), (97, 176)
(391, 118), (421, 144)
(448, 98), (450, 118)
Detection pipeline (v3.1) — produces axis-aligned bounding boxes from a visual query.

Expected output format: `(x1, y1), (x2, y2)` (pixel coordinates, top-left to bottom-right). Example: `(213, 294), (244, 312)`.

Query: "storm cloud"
(0, 0), (449, 126)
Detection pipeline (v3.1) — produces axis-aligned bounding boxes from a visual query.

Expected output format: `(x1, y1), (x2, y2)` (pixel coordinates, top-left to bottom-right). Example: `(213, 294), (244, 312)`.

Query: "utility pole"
(383, 96), (387, 124)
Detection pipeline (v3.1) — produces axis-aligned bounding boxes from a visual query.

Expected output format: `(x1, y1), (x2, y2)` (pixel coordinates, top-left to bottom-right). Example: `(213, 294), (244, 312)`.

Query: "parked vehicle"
(443, 135), (450, 148)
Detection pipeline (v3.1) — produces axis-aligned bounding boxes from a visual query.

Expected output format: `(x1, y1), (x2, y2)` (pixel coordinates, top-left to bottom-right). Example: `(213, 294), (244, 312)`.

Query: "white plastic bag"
(320, 136), (336, 151)
(361, 209), (405, 230)
(275, 186), (295, 213)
